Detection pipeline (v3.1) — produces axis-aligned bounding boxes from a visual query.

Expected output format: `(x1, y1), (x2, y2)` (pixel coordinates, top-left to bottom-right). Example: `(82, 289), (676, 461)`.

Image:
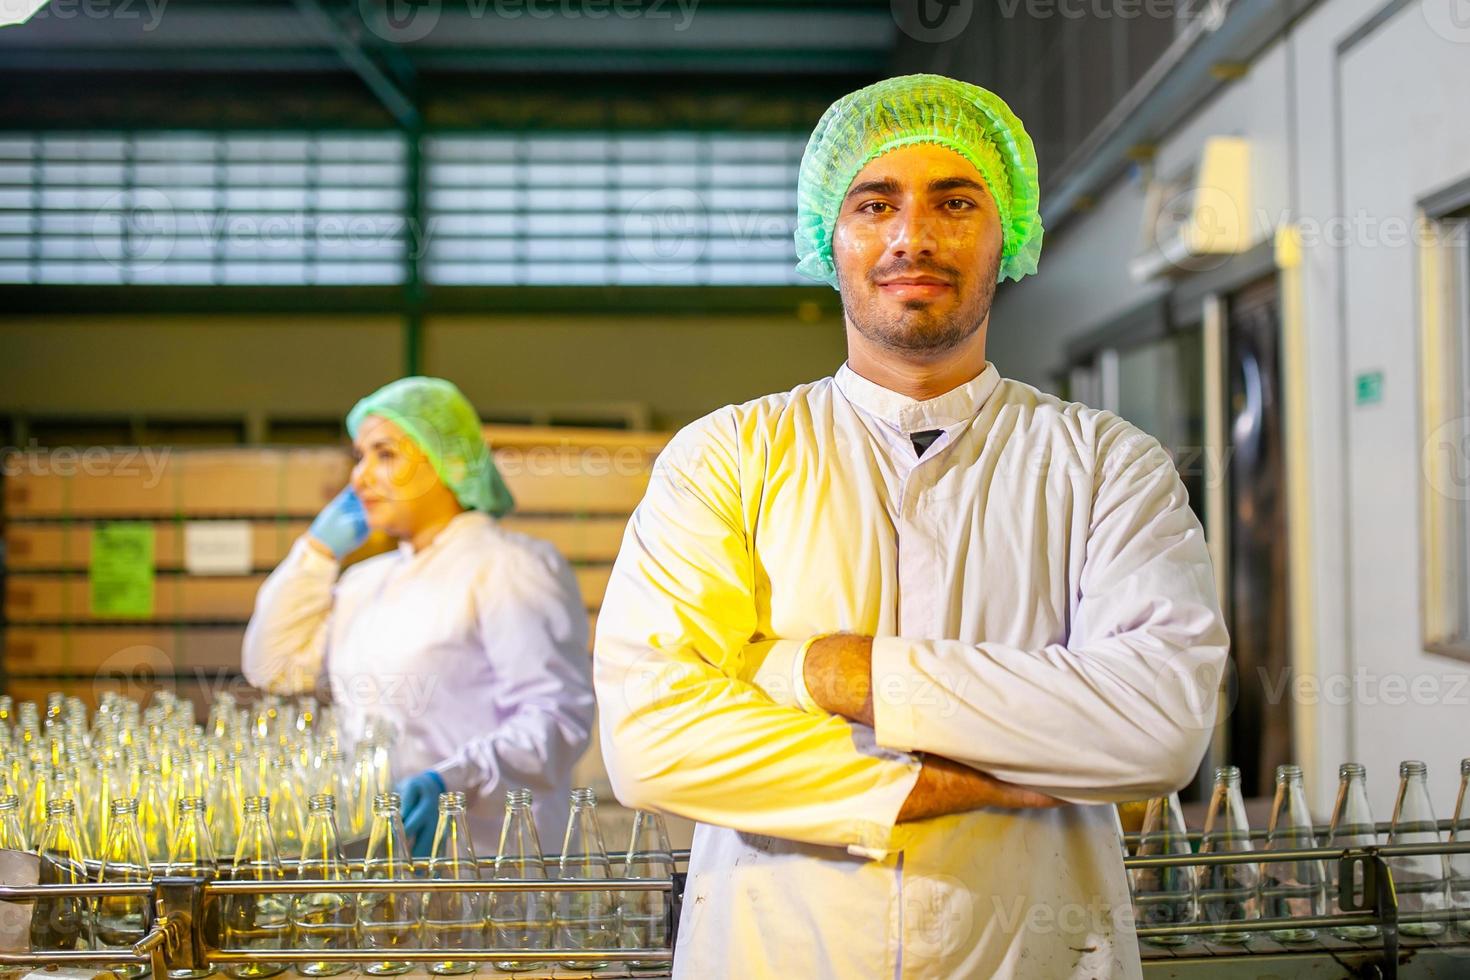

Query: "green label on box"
(1355, 370), (1384, 406)
(89, 522), (155, 618)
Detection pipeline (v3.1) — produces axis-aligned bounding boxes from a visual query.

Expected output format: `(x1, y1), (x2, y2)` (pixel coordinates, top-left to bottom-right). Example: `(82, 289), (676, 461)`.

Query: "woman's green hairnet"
(346, 376), (514, 518)
(794, 73), (1044, 289)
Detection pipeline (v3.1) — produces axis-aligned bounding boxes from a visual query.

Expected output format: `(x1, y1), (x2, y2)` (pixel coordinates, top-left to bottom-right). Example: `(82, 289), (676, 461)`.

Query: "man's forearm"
(801, 633), (1064, 821)
(801, 632), (875, 725)
(898, 752), (1063, 822)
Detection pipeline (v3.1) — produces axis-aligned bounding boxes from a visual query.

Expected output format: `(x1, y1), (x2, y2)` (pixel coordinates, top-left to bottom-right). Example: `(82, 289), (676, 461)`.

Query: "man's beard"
(841, 252), (1000, 356)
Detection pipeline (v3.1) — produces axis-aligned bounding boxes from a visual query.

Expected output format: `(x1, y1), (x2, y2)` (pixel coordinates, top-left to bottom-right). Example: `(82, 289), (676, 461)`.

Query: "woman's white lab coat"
(244, 510), (595, 851)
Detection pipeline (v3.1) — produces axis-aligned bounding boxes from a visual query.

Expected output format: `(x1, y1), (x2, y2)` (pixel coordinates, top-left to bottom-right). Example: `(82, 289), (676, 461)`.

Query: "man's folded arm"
(865, 423), (1229, 804)
(592, 412), (923, 854)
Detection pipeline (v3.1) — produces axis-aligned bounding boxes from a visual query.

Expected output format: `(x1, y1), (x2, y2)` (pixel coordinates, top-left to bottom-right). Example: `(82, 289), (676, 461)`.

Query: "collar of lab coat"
(396, 508), (486, 558)
(833, 360), (1002, 434)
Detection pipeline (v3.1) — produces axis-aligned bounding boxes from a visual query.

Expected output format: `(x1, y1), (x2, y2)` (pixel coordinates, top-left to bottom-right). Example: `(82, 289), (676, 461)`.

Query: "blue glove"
(308, 487), (369, 559)
(396, 770), (446, 857)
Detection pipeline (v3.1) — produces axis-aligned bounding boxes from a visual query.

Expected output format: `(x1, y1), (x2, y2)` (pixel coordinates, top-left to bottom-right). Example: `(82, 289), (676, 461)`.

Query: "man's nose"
(887, 210), (938, 258)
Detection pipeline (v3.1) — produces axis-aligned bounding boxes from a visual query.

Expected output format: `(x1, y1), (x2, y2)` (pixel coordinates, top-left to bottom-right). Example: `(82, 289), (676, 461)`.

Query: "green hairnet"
(346, 376), (514, 518)
(794, 73), (1044, 289)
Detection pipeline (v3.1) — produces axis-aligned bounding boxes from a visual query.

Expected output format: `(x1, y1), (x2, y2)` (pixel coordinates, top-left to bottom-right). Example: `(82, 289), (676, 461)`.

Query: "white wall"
(1336, 2), (1470, 818)
(988, 0), (1470, 817)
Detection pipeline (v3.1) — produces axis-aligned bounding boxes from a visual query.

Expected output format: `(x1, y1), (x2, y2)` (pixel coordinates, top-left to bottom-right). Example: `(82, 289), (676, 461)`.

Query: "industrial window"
(1419, 208), (1470, 663)
(0, 130), (808, 287)
(423, 132), (806, 286)
(0, 132), (408, 285)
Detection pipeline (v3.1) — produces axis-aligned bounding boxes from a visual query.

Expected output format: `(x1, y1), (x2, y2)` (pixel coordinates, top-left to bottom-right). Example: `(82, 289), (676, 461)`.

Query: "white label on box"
(184, 521), (253, 576)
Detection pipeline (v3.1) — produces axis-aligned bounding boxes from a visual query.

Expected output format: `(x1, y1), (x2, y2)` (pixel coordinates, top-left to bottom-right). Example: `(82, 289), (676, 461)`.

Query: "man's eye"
(861, 201), (893, 214)
(943, 198), (975, 211)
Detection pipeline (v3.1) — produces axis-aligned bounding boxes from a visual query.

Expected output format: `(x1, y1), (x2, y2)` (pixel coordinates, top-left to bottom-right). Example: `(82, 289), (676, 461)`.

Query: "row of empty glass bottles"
(0, 689), (400, 863)
(19, 784), (673, 976)
(1127, 759), (1470, 945)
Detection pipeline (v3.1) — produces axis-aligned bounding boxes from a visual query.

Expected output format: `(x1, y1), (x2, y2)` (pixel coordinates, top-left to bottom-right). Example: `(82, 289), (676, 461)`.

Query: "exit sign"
(1355, 370), (1384, 406)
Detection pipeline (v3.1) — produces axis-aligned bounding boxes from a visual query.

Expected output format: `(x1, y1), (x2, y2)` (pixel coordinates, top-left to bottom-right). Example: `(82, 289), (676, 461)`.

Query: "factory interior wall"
(0, 311), (851, 436)
(988, 0), (1470, 818)
(1329, 1), (1470, 820)
(423, 313), (850, 431)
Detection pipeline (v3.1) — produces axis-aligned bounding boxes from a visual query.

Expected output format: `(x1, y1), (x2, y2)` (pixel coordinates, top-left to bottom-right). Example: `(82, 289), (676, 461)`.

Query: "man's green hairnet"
(794, 73), (1044, 289)
(347, 376), (515, 518)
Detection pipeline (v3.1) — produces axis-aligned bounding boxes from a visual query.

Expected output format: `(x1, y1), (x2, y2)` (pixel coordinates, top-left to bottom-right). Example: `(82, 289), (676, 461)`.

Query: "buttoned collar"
(834, 360), (1002, 434)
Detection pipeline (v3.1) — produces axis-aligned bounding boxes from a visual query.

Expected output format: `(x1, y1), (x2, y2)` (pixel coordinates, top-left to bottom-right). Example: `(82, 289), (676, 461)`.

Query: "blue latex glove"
(308, 487), (369, 559)
(396, 770), (446, 857)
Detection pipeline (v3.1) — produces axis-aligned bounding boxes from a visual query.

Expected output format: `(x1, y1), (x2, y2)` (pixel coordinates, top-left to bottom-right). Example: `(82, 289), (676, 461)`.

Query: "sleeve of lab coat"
(241, 537), (337, 695)
(431, 542), (596, 817)
(869, 417), (1229, 804)
(594, 409), (922, 853)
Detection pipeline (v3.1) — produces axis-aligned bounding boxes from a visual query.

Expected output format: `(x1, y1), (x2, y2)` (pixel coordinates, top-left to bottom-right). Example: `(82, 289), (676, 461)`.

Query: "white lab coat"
(594, 363), (1228, 979)
(243, 510), (595, 852)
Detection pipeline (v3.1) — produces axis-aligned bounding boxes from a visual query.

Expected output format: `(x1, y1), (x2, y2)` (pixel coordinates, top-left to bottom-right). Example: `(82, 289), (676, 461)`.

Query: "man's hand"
(802, 633), (874, 726)
(898, 753), (1063, 822)
(803, 632), (1064, 821)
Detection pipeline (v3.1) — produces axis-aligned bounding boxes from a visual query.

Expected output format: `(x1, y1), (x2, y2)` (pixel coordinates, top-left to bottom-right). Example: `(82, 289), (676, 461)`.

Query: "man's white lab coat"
(243, 510), (595, 851)
(594, 363), (1228, 978)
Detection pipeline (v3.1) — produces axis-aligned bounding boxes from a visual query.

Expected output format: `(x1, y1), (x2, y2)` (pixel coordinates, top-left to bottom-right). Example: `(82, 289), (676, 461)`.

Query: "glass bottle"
(1450, 758), (1470, 936)
(1197, 765), (1259, 943)
(293, 794), (355, 977)
(1261, 764), (1326, 942)
(1129, 793), (1197, 946)
(208, 755), (244, 859)
(0, 794), (28, 850)
(133, 763), (172, 862)
(20, 762), (50, 844)
(619, 808), (674, 967)
(360, 792), (417, 977)
(1389, 760), (1449, 937)
(223, 797), (288, 979)
(95, 797), (154, 978)
(423, 791), (481, 976)
(165, 797), (218, 980)
(88, 761), (118, 856)
(488, 789), (550, 972)
(555, 787), (617, 970)
(1326, 763), (1380, 940)
(348, 740), (382, 839)
(30, 798), (89, 953)
(269, 758), (308, 862)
